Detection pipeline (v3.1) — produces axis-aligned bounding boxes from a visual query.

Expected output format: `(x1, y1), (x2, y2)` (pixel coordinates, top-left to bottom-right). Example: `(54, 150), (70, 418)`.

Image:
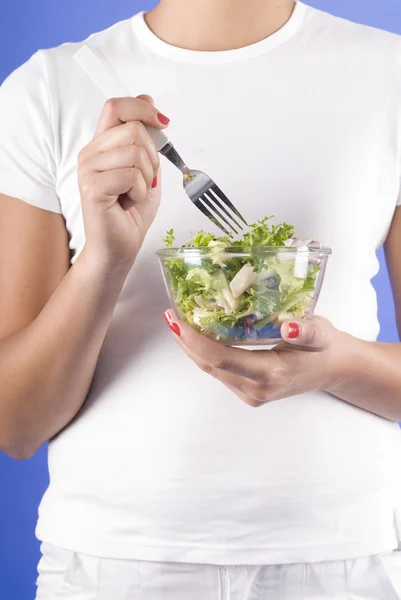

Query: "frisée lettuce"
(162, 217), (324, 342)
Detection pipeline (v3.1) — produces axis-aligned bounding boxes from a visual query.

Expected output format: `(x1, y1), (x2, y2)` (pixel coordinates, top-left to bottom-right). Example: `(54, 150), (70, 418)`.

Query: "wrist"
(78, 245), (135, 278)
(323, 330), (367, 394)
(73, 247), (134, 296)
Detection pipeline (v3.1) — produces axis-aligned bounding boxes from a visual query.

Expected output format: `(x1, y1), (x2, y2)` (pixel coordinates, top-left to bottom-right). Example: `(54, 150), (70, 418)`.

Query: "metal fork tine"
(152, 142), (249, 231)
(207, 190), (243, 231)
(211, 184), (249, 227)
(194, 199), (230, 235)
(202, 193), (238, 234)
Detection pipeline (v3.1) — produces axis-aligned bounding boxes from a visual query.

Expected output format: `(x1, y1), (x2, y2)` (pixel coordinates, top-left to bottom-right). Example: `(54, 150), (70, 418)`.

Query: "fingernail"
(152, 176), (158, 188)
(164, 311), (181, 337)
(157, 112), (170, 125)
(287, 322), (300, 339)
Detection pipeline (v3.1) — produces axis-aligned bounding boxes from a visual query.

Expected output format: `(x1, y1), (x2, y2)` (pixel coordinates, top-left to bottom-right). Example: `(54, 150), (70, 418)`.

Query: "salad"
(161, 217), (326, 343)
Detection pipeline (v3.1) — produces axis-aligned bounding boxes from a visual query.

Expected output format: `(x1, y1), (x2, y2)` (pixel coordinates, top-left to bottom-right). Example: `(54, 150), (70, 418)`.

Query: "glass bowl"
(156, 245), (332, 346)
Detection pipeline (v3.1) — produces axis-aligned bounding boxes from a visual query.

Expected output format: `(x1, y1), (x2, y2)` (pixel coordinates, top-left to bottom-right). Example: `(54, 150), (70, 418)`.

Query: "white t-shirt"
(1, 1), (401, 565)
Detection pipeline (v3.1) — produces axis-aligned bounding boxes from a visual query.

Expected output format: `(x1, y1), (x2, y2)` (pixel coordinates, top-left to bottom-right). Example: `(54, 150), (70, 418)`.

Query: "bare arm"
(0, 96), (168, 459)
(0, 195), (130, 459)
(326, 206), (401, 419)
(384, 206), (401, 337)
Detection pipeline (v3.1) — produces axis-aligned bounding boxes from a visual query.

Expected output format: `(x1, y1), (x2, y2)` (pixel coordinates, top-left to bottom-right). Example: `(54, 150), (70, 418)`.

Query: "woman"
(1, 0), (401, 597)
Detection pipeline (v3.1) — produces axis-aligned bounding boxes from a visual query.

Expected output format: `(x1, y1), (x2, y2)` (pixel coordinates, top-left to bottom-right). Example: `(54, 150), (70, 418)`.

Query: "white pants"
(36, 543), (401, 599)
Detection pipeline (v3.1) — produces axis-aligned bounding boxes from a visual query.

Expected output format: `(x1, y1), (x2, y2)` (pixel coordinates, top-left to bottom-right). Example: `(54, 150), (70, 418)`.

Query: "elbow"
(0, 432), (38, 461)
(0, 408), (41, 460)
(1, 443), (37, 461)
(5, 445), (36, 461)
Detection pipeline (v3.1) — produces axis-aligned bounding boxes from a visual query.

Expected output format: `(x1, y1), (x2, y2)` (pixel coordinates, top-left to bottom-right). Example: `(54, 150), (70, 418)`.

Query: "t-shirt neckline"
(131, 1), (308, 64)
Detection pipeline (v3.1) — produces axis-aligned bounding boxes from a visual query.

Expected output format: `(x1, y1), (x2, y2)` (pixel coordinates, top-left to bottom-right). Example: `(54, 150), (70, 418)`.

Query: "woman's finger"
(84, 145), (155, 189)
(164, 310), (277, 382)
(174, 332), (270, 407)
(79, 121), (160, 174)
(136, 94), (155, 106)
(95, 96), (170, 136)
(281, 316), (334, 350)
(80, 168), (148, 205)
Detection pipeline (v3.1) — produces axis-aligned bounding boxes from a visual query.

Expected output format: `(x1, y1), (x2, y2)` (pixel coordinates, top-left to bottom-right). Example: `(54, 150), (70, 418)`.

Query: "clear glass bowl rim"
(155, 246), (332, 257)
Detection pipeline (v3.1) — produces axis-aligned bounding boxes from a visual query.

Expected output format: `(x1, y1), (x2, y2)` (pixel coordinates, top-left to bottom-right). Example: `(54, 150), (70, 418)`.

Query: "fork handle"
(144, 126), (169, 153)
(73, 45), (170, 152)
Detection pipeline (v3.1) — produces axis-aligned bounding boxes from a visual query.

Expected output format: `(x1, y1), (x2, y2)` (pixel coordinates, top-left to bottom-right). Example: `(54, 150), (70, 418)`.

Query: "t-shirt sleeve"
(0, 51), (61, 213)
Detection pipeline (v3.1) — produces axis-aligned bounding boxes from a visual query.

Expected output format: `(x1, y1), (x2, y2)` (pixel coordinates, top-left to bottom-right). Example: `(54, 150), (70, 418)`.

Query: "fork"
(73, 46), (248, 236)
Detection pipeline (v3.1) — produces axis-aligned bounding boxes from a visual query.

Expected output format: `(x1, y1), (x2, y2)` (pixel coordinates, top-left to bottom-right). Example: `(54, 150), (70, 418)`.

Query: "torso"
(26, 2), (401, 563)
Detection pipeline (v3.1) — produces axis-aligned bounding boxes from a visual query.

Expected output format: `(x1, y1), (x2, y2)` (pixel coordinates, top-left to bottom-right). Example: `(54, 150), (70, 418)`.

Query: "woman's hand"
(78, 96), (170, 271)
(164, 312), (358, 408)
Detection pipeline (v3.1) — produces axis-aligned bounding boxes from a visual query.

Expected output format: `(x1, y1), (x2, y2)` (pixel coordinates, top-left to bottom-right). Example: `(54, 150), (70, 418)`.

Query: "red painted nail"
(157, 112), (170, 125)
(164, 311), (181, 337)
(152, 176), (158, 188)
(287, 322), (300, 339)
(169, 322), (181, 336)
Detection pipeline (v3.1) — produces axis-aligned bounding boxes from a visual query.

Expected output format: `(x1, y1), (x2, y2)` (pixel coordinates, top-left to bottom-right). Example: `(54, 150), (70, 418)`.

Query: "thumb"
(281, 317), (333, 350)
(136, 94), (155, 106)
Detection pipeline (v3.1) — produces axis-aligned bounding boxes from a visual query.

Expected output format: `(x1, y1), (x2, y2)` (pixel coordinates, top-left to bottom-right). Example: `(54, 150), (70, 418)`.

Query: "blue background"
(1, 1), (401, 598)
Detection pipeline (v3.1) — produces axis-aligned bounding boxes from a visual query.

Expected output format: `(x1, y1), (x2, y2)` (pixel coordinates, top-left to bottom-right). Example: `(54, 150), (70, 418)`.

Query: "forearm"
(0, 249), (131, 458)
(327, 335), (401, 421)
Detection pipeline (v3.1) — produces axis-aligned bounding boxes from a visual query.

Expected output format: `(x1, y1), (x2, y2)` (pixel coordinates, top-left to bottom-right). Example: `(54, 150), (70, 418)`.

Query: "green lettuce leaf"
(163, 229), (175, 247)
(162, 216), (322, 340)
(163, 216), (295, 249)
